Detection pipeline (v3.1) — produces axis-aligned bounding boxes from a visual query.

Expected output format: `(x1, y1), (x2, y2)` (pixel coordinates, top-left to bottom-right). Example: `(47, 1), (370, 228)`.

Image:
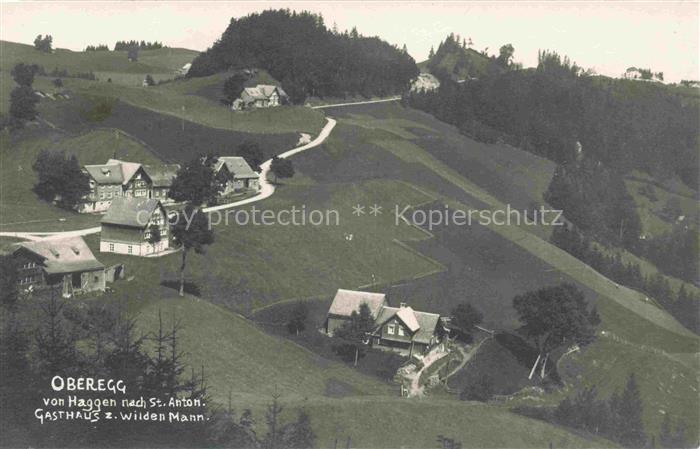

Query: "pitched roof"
(107, 159), (143, 185)
(15, 236), (103, 274)
(397, 306), (421, 332)
(328, 289), (386, 319)
(374, 305), (441, 344)
(241, 84), (288, 101)
(83, 164), (124, 184)
(216, 157), (258, 179)
(412, 310), (441, 344)
(143, 164), (180, 187)
(101, 197), (162, 229)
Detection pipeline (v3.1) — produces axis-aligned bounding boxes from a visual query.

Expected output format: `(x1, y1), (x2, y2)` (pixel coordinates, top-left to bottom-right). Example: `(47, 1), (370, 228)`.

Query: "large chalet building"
(100, 197), (170, 256)
(215, 157), (260, 194)
(326, 289), (444, 357)
(80, 159), (180, 213)
(10, 236), (106, 298)
(232, 84), (288, 110)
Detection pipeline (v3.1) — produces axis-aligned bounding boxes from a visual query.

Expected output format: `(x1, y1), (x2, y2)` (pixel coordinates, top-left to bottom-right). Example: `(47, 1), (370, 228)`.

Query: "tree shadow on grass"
(160, 280), (202, 297)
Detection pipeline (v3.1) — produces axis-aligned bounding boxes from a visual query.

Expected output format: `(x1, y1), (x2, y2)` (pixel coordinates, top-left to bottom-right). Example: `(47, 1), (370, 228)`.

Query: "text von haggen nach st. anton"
(33, 376), (207, 425)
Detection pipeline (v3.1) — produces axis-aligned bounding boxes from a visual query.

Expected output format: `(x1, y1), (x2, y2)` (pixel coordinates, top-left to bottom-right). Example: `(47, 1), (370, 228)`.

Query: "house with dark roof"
(215, 157), (260, 194)
(232, 84), (288, 110)
(100, 197), (169, 256)
(80, 159), (180, 212)
(326, 289), (444, 357)
(11, 236), (105, 297)
(142, 164), (180, 202)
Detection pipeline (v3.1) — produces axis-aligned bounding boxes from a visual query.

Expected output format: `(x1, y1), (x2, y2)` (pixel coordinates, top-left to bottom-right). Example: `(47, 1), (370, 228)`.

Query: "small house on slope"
(11, 236), (105, 297)
(232, 85), (288, 110)
(100, 197), (169, 256)
(215, 157), (260, 194)
(325, 289), (443, 357)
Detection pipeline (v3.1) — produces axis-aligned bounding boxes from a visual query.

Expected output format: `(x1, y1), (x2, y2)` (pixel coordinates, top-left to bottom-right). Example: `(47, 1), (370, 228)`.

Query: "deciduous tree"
(449, 302), (483, 342)
(512, 283), (597, 379)
(237, 141), (264, 171)
(333, 302), (375, 366)
(9, 86), (39, 127)
(286, 301), (308, 335)
(170, 206), (214, 297)
(223, 73), (248, 104)
(32, 150), (90, 209)
(11, 63), (40, 87)
(269, 156), (294, 183)
(168, 156), (225, 206)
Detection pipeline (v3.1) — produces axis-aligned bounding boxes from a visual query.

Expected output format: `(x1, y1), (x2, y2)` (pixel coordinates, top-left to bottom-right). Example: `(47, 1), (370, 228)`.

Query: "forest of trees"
(85, 44), (110, 52)
(517, 374), (694, 448)
(408, 43), (699, 313)
(113, 40), (164, 51)
(551, 226), (700, 334)
(407, 47), (699, 188)
(188, 9), (418, 103)
(0, 280), (315, 448)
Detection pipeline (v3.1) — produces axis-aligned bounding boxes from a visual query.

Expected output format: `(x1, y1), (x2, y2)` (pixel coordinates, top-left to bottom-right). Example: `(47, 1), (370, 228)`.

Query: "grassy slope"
(302, 396), (615, 449)
(81, 230), (603, 447)
(131, 296), (609, 448)
(0, 40), (197, 81)
(0, 128), (160, 229)
(88, 179), (443, 313)
(309, 102), (699, 438)
(135, 295), (392, 404)
(49, 76), (325, 134)
(1, 40), (323, 135)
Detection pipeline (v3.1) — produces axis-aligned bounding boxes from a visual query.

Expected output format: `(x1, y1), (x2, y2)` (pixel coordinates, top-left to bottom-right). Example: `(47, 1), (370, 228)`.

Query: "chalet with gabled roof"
(100, 197), (169, 256)
(232, 84), (288, 110)
(11, 236), (105, 298)
(80, 159), (180, 212)
(142, 164), (180, 202)
(325, 289), (444, 357)
(215, 157), (260, 194)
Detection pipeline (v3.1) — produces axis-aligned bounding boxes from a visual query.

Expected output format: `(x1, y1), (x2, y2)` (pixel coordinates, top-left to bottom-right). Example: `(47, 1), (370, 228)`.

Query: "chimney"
(400, 302), (407, 308)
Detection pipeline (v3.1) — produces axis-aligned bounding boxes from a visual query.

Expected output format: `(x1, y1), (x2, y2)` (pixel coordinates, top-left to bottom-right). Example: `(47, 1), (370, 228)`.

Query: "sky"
(1, 1), (698, 82)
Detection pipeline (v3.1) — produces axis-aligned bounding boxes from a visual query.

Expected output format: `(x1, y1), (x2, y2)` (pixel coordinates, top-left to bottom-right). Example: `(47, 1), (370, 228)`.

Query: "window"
(387, 324), (395, 335)
(108, 243), (114, 252)
(127, 245), (133, 254)
(398, 326), (405, 336)
(20, 276), (34, 285)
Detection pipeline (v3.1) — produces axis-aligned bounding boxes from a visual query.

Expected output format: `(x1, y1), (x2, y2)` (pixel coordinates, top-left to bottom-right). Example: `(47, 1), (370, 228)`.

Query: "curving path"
(204, 117), (336, 213)
(311, 96), (400, 109)
(0, 117), (337, 242)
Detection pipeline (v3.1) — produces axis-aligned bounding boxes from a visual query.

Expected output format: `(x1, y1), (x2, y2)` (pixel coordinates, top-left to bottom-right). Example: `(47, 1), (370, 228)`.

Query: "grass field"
(86, 179), (443, 313)
(129, 296), (611, 448)
(0, 40), (197, 83)
(285, 103), (699, 440)
(301, 396), (614, 448)
(1, 40), (324, 135)
(625, 174), (698, 238)
(0, 127), (160, 229)
(46, 76), (326, 135)
(37, 97), (300, 164)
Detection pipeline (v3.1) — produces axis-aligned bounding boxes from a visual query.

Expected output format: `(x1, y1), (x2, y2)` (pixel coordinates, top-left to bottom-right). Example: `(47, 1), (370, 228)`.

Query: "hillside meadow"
(0, 127), (159, 230)
(0, 40), (197, 83)
(278, 102), (700, 438)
